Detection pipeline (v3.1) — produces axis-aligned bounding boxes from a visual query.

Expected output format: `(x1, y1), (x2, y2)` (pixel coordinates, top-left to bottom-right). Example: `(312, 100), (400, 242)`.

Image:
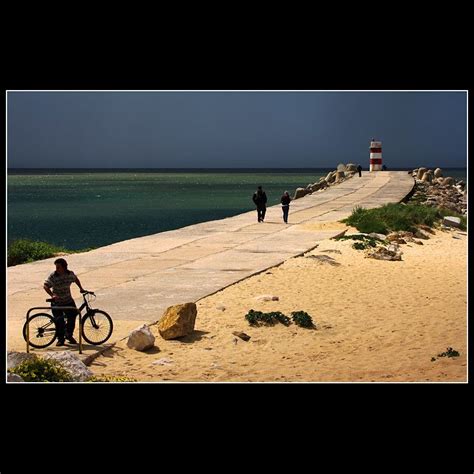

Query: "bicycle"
(23, 290), (113, 352)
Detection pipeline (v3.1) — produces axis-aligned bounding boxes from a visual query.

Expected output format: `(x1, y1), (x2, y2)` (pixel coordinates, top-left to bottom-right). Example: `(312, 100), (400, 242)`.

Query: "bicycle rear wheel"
(81, 310), (113, 345)
(23, 313), (57, 349)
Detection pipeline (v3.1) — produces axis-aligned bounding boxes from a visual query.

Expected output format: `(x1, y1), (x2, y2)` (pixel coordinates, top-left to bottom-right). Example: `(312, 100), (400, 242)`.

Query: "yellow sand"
(21, 226), (468, 382)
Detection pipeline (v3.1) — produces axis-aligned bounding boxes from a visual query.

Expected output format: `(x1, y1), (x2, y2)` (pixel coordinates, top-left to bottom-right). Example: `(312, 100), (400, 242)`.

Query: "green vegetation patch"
(291, 311), (315, 328)
(245, 309), (291, 327)
(245, 309), (315, 329)
(341, 204), (442, 235)
(7, 239), (94, 266)
(9, 357), (73, 382)
(437, 347), (460, 358)
(334, 234), (382, 250)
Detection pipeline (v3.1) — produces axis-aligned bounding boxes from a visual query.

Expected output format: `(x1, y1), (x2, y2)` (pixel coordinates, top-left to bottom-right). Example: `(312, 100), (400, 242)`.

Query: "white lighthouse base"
(370, 164), (382, 172)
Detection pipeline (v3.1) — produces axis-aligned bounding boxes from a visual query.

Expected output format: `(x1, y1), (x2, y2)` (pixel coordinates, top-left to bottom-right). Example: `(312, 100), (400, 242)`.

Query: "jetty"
(8, 171), (414, 356)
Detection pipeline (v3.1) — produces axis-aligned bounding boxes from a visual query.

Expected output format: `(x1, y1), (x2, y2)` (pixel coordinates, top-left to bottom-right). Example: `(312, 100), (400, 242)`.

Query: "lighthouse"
(369, 139), (382, 171)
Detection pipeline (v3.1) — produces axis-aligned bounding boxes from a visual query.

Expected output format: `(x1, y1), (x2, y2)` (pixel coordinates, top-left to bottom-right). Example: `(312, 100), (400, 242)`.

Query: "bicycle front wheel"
(23, 313), (57, 349)
(81, 310), (113, 345)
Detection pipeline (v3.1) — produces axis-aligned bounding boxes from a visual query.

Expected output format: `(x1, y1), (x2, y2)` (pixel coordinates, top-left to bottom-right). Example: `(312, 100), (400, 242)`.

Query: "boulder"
(346, 163), (358, 172)
(7, 351), (38, 370)
(436, 177), (445, 185)
(434, 168), (443, 178)
(443, 177), (454, 186)
(368, 232), (387, 241)
(310, 183), (322, 192)
(336, 163), (346, 172)
(158, 303), (197, 340)
(418, 224), (435, 234)
(417, 167), (427, 180)
(421, 172), (432, 183)
(42, 351), (94, 381)
(293, 187), (308, 199)
(414, 229), (430, 240)
(442, 216), (462, 228)
(325, 171), (336, 183)
(335, 171), (345, 182)
(7, 373), (25, 382)
(127, 324), (156, 351)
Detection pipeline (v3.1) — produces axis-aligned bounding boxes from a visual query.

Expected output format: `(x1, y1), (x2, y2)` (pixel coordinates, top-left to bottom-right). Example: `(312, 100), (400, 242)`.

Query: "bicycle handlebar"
(46, 290), (95, 303)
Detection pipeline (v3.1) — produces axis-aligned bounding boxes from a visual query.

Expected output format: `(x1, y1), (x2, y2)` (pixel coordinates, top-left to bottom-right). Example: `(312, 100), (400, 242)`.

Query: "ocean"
(7, 168), (467, 250)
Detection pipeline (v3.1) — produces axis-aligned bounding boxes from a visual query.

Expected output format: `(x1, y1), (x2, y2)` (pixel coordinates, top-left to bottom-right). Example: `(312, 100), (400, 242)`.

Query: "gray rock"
(368, 233), (386, 241)
(42, 351), (94, 381)
(345, 163), (358, 172)
(293, 187), (308, 199)
(421, 172), (432, 183)
(335, 171), (345, 182)
(442, 216), (462, 228)
(127, 324), (156, 351)
(325, 171), (336, 183)
(434, 168), (443, 178)
(417, 167), (427, 180)
(7, 373), (25, 382)
(7, 351), (38, 370)
(414, 229), (430, 239)
(336, 163), (346, 172)
(443, 177), (454, 186)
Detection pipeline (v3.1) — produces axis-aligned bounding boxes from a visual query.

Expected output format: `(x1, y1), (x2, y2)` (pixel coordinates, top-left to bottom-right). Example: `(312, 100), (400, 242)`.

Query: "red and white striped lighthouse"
(369, 139), (383, 171)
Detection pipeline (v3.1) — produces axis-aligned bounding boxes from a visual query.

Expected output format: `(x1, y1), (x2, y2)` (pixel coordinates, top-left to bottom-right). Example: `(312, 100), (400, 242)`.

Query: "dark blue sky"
(7, 91), (467, 168)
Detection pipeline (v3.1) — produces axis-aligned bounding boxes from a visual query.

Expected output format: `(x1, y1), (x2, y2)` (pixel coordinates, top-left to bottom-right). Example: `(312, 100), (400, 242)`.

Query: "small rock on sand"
(127, 324), (156, 351)
(442, 216), (462, 228)
(254, 295), (279, 301)
(232, 331), (251, 341)
(152, 357), (173, 366)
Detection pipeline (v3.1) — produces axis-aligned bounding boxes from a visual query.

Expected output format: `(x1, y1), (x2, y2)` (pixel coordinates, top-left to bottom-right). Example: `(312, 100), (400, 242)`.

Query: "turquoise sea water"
(7, 168), (467, 250)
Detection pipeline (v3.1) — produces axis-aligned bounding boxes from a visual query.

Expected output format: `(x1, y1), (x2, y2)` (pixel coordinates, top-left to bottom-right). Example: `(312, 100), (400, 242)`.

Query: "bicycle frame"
(25, 293), (96, 354)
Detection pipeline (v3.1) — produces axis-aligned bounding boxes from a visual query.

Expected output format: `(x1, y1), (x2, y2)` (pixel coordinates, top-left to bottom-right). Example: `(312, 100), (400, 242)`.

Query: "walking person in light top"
(43, 258), (86, 346)
(281, 191), (292, 224)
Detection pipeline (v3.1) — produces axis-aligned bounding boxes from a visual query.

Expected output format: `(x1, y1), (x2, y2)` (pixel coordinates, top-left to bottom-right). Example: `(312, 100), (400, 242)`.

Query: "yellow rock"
(158, 303), (197, 340)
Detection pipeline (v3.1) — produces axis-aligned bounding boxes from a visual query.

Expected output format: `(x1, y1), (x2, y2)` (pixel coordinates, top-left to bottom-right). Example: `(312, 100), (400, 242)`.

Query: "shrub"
(9, 357), (73, 382)
(437, 347), (460, 358)
(335, 234), (382, 250)
(342, 204), (440, 235)
(245, 309), (291, 327)
(7, 239), (66, 266)
(291, 311), (315, 328)
(7, 239), (94, 266)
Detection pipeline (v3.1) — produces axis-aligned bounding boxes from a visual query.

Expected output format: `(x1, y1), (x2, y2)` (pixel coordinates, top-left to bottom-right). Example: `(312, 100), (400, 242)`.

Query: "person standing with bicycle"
(43, 258), (86, 346)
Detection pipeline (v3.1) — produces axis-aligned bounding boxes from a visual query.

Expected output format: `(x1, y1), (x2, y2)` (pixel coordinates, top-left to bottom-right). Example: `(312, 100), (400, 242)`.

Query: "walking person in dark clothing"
(357, 164), (362, 177)
(281, 191), (291, 223)
(43, 258), (86, 346)
(252, 186), (267, 222)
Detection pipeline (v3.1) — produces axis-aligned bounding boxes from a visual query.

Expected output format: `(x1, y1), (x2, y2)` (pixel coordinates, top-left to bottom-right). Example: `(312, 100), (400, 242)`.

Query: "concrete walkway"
(8, 171), (413, 356)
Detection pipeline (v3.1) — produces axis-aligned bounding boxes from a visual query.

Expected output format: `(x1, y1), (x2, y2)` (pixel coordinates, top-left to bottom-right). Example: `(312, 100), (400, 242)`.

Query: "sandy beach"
(85, 224), (467, 382)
